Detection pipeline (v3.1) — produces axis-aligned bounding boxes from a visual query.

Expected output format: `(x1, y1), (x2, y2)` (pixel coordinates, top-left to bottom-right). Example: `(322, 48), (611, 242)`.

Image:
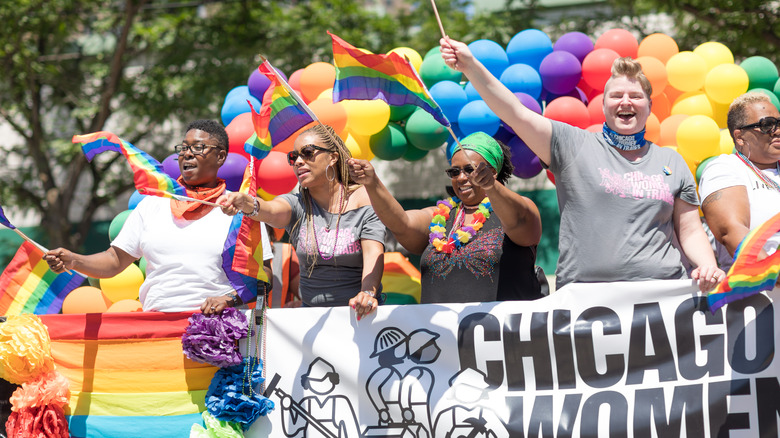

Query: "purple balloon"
(540, 87), (588, 106)
(503, 93), (541, 135)
(248, 69), (271, 101)
(539, 51), (582, 95)
(218, 153), (249, 192)
(553, 31), (594, 64)
(162, 153), (181, 180)
(508, 136), (543, 179)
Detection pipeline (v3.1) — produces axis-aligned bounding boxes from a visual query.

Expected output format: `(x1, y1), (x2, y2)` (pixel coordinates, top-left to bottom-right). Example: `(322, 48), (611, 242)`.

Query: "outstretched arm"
(44, 246), (135, 278)
(674, 198), (726, 292)
(218, 192), (293, 230)
(440, 36), (554, 165)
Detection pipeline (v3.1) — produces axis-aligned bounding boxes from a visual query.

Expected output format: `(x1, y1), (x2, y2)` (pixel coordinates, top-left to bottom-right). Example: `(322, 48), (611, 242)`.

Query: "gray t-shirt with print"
(548, 121), (699, 288)
(280, 192), (386, 306)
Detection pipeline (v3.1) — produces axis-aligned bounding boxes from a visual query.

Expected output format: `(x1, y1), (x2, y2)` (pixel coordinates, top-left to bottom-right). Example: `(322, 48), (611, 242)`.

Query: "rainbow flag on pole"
(707, 211), (780, 313)
(73, 131), (186, 197)
(244, 60), (316, 160)
(329, 31), (450, 127)
(0, 242), (85, 316)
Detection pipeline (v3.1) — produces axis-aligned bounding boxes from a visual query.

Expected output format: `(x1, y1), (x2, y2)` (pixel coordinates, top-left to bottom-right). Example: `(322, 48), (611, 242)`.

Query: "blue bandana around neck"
(602, 123), (647, 151)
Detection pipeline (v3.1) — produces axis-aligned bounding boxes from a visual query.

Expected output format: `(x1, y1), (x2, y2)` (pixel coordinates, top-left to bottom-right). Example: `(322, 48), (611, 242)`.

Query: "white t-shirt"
(111, 196), (272, 312)
(698, 153), (780, 261)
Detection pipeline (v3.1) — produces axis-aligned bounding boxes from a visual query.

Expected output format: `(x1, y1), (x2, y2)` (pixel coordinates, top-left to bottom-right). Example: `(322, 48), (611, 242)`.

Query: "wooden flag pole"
(430, 0), (447, 38)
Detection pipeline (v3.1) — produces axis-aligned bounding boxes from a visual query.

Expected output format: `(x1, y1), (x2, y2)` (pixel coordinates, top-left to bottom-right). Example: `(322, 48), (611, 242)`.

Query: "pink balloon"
(257, 151), (298, 195)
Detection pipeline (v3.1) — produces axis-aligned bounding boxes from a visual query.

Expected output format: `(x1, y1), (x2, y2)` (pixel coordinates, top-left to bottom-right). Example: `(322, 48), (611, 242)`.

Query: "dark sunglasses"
(738, 117), (780, 135)
(287, 144), (332, 166)
(445, 165), (475, 178)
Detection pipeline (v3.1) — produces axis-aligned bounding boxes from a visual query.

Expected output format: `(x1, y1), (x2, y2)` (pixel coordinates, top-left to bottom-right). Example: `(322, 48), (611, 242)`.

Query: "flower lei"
(429, 196), (492, 253)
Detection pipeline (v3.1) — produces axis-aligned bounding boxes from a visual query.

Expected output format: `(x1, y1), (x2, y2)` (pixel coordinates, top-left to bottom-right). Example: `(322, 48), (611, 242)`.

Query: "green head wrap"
(458, 132), (504, 170)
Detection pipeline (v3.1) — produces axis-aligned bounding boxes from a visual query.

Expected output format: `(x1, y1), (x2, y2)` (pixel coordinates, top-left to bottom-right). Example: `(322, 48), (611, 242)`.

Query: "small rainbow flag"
(707, 211), (780, 313)
(0, 204), (16, 229)
(73, 131), (186, 197)
(245, 60), (316, 160)
(0, 242), (85, 316)
(329, 32), (450, 127)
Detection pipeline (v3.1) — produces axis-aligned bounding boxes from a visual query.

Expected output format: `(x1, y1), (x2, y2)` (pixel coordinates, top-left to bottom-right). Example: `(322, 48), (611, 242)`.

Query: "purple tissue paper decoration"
(181, 307), (250, 368)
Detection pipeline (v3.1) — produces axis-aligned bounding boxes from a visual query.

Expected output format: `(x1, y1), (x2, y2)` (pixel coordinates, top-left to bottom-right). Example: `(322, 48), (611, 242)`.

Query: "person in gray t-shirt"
(440, 37), (725, 292)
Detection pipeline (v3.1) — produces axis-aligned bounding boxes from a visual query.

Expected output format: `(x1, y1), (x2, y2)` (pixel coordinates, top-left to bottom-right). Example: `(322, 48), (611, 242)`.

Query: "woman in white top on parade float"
(439, 37), (724, 292)
(219, 124), (384, 320)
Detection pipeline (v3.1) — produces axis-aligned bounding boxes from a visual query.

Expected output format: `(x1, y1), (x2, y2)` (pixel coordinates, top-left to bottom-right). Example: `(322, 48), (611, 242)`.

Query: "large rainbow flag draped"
(0, 204), (16, 229)
(73, 131), (186, 197)
(380, 252), (422, 305)
(329, 31), (450, 127)
(244, 60), (316, 160)
(708, 211), (780, 313)
(0, 242), (85, 316)
(40, 312), (218, 438)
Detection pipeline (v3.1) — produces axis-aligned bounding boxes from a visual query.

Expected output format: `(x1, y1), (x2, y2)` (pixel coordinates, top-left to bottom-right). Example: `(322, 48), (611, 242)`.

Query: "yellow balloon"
(711, 101), (729, 129)
(317, 88), (334, 101)
(99, 264), (144, 303)
(703, 64), (749, 104)
(342, 99), (391, 136)
(719, 129), (735, 155)
(671, 91), (713, 118)
(666, 51), (707, 92)
(693, 42), (734, 71)
(676, 115), (721, 165)
(344, 131), (376, 161)
(387, 47), (423, 71)
(256, 187), (276, 201)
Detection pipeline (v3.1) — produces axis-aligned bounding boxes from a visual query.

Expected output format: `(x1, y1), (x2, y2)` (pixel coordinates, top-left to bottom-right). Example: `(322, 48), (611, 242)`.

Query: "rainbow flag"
(0, 204), (15, 229)
(708, 211), (780, 313)
(245, 60), (316, 159)
(381, 252), (422, 305)
(329, 32), (450, 127)
(40, 312), (218, 438)
(0, 241), (85, 316)
(73, 131), (186, 197)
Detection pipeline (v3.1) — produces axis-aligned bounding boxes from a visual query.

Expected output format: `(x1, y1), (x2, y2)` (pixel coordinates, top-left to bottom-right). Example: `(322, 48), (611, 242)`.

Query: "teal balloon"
(740, 56), (779, 91)
(695, 156), (716, 184)
(370, 124), (408, 161)
(138, 257), (147, 278)
(405, 108), (449, 151)
(773, 77), (780, 106)
(389, 104), (415, 122)
(748, 88), (780, 111)
(402, 144), (429, 162)
(424, 46), (441, 59)
(108, 210), (133, 241)
(420, 54), (462, 88)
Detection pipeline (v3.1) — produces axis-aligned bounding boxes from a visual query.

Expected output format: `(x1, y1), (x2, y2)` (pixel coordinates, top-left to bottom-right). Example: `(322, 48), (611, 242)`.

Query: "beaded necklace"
(429, 196), (492, 253)
(310, 185), (345, 261)
(735, 150), (780, 192)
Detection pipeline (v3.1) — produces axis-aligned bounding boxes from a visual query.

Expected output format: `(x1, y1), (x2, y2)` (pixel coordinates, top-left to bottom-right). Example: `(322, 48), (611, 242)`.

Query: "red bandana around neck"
(170, 176), (226, 220)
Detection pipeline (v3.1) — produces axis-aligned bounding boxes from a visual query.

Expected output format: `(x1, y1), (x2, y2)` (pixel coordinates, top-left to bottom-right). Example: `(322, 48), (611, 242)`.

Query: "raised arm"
(673, 198), (726, 292)
(701, 186), (752, 257)
(347, 158), (435, 254)
(440, 37), (554, 165)
(218, 192), (292, 229)
(44, 246), (136, 278)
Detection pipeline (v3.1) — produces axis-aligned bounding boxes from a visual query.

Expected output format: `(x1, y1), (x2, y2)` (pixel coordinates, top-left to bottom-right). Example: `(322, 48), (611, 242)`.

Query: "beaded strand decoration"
(429, 196), (492, 253)
(735, 150), (780, 192)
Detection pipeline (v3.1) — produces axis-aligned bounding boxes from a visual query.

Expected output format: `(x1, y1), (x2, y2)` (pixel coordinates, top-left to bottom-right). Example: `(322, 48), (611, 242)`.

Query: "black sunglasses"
(737, 117), (780, 135)
(287, 144), (332, 166)
(444, 165), (475, 178)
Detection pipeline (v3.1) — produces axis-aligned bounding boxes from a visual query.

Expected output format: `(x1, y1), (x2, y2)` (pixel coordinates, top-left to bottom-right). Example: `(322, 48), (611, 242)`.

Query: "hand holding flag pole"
(0, 204), (76, 274)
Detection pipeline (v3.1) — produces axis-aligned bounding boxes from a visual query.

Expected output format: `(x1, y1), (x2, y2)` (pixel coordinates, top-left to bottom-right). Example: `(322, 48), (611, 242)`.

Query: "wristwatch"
(225, 292), (242, 307)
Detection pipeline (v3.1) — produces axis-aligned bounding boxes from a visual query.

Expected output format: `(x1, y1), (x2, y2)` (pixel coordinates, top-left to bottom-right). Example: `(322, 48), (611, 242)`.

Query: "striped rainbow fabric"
(245, 60), (315, 160)
(0, 241), (85, 316)
(708, 211), (780, 313)
(329, 32), (450, 127)
(0, 204), (16, 229)
(40, 312), (218, 438)
(73, 131), (186, 197)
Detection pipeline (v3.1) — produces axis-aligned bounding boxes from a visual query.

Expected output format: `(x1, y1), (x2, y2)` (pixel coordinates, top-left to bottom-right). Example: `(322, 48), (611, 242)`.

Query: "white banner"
(248, 280), (780, 438)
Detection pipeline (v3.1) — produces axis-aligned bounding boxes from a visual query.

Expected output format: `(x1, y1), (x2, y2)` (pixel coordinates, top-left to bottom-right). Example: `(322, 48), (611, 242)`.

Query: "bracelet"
(246, 197), (260, 217)
(361, 290), (377, 298)
(224, 292), (242, 307)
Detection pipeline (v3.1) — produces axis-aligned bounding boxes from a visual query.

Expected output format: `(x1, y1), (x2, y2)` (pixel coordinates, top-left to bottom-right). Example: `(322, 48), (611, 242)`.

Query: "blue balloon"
(463, 82), (482, 102)
(128, 190), (146, 210)
(457, 100), (500, 137)
(553, 31), (594, 64)
(468, 39), (509, 78)
(506, 29), (553, 70)
(430, 81), (468, 123)
(539, 50), (582, 95)
(221, 86), (262, 126)
(218, 153), (249, 192)
(499, 64), (543, 99)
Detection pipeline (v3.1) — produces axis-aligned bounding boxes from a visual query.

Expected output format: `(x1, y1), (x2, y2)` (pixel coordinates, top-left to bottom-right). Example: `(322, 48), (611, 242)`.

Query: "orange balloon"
(659, 114), (689, 146)
(299, 62), (336, 103)
(595, 28), (638, 58)
(106, 299), (143, 313)
(664, 85), (685, 106)
(587, 93), (606, 125)
(651, 92), (671, 121)
(636, 56), (667, 98)
(62, 286), (112, 314)
(637, 33), (679, 64)
(645, 113), (661, 144)
(309, 98), (348, 135)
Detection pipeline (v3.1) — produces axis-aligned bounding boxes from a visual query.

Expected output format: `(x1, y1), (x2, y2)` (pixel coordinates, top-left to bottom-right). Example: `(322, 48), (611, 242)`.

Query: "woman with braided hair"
(220, 124), (385, 320)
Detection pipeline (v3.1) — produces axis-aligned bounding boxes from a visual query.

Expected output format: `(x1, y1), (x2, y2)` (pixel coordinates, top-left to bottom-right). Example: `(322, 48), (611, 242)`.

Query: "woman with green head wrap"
(348, 131), (543, 303)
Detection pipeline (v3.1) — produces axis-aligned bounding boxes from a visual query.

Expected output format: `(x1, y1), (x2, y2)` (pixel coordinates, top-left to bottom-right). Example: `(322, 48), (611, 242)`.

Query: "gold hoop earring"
(326, 164), (336, 182)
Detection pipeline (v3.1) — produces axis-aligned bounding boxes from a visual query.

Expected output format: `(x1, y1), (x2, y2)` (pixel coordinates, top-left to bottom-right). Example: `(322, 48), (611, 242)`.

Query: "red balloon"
(544, 96), (590, 129)
(287, 69), (305, 98)
(546, 169), (556, 185)
(587, 93), (605, 125)
(581, 48), (620, 91)
(257, 151), (298, 195)
(225, 112), (253, 159)
(595, 28), (638, 58)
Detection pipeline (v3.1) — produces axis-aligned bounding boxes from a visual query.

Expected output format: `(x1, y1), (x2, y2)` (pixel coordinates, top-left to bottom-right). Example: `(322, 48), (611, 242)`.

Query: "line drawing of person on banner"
(364, 327), (441, 438)
(433, 368), (509, 438)
(279, 357), (361, 438)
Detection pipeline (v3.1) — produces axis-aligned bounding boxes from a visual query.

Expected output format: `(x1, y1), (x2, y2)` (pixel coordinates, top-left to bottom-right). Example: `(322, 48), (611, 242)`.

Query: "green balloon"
(370, 124), (408, 161)
(88, 276), (100, 287)
(424, 46), (441, 59)
(405, 108), (449, 151)
(137, 257), (147, 278)
(748, 88), (780, 111)
(740, 56), (779, 91)
(420, 54), (462, 88)
(402, 144), (429, 162)
(695, 156), (716, 184)
(773, 78), (780, 105)
(389, 104), (415, 122)
(108, 210), (133, 241)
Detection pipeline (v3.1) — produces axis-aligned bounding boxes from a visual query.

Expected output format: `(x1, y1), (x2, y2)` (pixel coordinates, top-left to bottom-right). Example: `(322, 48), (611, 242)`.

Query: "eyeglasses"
(174, 143), (218, 155)
(444, 165), (475, 178)
(287, 144), (332, 166)
(737, 117), (780, 135)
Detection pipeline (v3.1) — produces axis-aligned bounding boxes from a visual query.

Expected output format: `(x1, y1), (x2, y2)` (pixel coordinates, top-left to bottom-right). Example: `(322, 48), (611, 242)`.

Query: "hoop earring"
(326, 164), (336, 182)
